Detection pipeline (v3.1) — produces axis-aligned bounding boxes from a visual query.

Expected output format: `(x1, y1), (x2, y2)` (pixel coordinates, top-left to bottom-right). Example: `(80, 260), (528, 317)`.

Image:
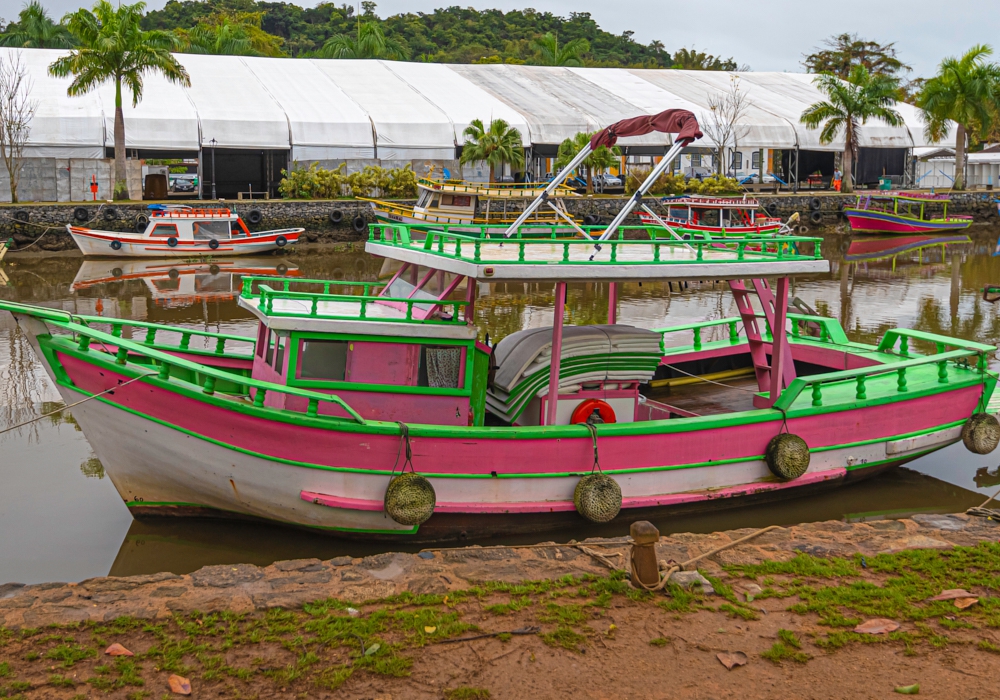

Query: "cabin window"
(299, 339), (349, 380)
(265, 330), (276, 365)
(690, 154), (702, 168)
(150, 224), (179, 237)
(752, 151), (761, 169)
(429, 196), (440, 208)
(416, 190), (431, 207)
(273, 334), (287, 371)
(418, 346), (462, 388)
(193, 220), (231, 240)
(440, 195), (471, 208)
(731, 152), (743, 170)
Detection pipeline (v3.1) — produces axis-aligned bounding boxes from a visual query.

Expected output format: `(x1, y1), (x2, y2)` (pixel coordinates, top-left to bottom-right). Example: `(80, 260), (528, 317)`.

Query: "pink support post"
(464, 276), (476, 323)
(769, 276), (790, 404)
(546, 282), (567, 426)
(608, 282), (618, 324)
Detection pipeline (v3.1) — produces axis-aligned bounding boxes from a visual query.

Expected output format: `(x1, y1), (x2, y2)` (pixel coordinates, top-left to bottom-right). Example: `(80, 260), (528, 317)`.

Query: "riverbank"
(1, 191), (996, 252)
(3, 513), (1000, 698)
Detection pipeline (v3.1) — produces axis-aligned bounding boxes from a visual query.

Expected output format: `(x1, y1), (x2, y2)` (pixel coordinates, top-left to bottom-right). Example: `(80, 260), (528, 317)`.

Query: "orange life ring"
(570, 399), (617, 425)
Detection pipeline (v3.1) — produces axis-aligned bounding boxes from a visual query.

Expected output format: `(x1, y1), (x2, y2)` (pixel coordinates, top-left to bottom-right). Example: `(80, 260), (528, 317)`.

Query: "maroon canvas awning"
(590, 109), (703, 150)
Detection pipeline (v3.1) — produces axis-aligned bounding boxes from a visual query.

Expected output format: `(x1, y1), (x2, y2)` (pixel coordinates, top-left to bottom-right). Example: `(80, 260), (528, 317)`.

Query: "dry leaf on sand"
(104, 643), (133, 657)
(717, 651), (748, 670)
(853, 618), (899, 634)
(168, 674), (192, 696)
(954, 597), (979, 609)
(929, 588), (975, 601)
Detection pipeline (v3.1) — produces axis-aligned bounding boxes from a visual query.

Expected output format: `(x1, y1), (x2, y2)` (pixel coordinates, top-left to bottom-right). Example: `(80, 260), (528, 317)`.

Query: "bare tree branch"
(0, 51), (37, 203)
(703, 76), (753, 176)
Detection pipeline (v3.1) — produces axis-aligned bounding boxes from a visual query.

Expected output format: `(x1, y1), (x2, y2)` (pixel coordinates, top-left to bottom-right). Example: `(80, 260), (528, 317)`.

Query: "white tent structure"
(0, 48), (954, 202)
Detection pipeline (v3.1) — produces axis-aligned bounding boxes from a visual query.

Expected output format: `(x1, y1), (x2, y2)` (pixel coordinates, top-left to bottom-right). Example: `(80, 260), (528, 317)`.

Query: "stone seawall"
(1, 191), (996, 253)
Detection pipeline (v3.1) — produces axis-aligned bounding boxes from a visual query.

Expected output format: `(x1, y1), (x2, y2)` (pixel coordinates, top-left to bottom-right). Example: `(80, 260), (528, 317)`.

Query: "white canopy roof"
(384, 61), (532, 146)
(176, 54), (289, 149)
(312, 59), (454, 160)
(8, 48), (105, 158)
(241, 56), (374, 161)
(9, 49), (954, 158)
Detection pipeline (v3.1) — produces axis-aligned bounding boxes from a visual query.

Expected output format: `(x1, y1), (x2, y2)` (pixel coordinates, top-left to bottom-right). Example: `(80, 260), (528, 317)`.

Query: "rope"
(390, 421), (414, 476)
(3, 204), (111, 252)
(0, 370), (157, 436)
(627, 525), (782, 591)
(584, 422), (602, 473)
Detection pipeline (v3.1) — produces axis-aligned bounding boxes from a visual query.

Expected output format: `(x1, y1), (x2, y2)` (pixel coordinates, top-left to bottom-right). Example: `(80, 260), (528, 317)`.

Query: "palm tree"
(179, 11), (285, 57)
(917, 45), (1000, 190)
(800, 65), (903, 193)
(0, 1), (74, 48)
(318, 21), (408, 60)
(49, 1), (189, 200)
(555, 132), (622, 194)
(531, 32), (590, 67)
(459, 119), (524, 184)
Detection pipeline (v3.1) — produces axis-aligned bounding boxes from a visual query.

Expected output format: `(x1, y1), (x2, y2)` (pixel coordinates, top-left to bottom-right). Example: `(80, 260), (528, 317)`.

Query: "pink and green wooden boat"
(2, 111), (997, 541)
(844, 191), (973, 234)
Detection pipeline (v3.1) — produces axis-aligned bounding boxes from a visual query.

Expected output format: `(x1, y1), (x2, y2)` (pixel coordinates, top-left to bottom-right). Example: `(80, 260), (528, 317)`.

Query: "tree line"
(0, 0), (742, 68)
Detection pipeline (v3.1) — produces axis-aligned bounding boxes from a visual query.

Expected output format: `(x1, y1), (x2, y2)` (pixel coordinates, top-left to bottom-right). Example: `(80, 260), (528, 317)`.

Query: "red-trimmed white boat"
(3, 110), (998, 541)
(638, 194), (784, 237)
(67, 205), (303, 257)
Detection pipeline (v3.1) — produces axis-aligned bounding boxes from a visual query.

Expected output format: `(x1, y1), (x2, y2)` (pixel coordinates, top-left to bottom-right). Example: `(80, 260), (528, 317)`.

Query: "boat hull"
(20, 314), (980, 541)
(68, 226), (302, 257)
(844, 209), (973, 234)
(371, 208), (578, 237)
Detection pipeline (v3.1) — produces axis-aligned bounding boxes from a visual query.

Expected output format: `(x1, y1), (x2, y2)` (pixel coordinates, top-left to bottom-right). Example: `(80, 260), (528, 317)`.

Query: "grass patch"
(445, 688), (491, 700)
(48, 674), (76, 688)
(648, 637), (671, 647)
(761, 631), (809, 664)
(43, 644), (97, 668)
(540, 626), (587, 651)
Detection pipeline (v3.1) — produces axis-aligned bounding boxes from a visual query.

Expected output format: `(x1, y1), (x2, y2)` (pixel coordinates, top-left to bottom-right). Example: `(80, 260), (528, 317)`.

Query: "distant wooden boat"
(638, 194), (784, 237)
(68, 205), (303, 257)
(844, 191), (972, 234)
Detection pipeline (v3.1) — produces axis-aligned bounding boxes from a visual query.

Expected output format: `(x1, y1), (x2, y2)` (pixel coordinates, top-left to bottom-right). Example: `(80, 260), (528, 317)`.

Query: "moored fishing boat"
(844, 191), (973, 234)
(3, 110), (998, 541)
(638, 194), (785, 237)
(366, 177), (583, 236)
(67, 205), (304, 258)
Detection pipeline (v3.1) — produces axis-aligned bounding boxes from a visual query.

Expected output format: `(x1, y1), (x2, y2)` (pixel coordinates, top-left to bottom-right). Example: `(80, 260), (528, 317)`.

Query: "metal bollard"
(630, 520), (660, 587)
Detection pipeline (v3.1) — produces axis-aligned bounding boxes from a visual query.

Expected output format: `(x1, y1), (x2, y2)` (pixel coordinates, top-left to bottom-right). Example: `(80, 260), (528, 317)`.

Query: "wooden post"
(545, 282), (567, 426)
(630, 521), (660, 587)
(769, 276), (790, 403)
(607, 282), (618, 325)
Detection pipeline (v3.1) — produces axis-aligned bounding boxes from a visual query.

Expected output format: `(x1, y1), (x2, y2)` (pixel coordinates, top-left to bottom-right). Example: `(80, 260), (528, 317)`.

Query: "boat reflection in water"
(70, 258), (299, 310)
(844, 234), (972, 274)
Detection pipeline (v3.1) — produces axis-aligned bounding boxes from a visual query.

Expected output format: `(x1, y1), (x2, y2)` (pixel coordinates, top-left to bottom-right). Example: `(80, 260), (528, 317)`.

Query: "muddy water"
(2, 232), (1000, 583)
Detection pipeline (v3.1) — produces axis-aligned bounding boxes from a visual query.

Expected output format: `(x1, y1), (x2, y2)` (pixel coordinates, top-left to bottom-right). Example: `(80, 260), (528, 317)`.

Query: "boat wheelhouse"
(843, 191), (973, 235)
(366, 177), (583, 236)
(3, 110), (997, 540)
(67, 205), (304, 257)
(638, 194), (784, 238)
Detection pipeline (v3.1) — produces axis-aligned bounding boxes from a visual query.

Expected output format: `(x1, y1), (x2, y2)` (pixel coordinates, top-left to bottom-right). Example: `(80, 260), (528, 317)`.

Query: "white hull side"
(69, 230), (289, 258)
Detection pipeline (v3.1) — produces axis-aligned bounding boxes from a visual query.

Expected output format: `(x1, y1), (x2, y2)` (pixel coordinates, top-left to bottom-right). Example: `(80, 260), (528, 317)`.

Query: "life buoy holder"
(571, 399), (617, 425)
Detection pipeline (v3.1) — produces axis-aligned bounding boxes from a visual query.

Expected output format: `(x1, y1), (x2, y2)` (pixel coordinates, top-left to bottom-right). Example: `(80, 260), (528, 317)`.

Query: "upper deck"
(417, 177), (578, 199)
(662, 195), (763, 209)
(854, 190), (953, 203)
(364, 224), (829, 282)
(149, 205), (239, 221)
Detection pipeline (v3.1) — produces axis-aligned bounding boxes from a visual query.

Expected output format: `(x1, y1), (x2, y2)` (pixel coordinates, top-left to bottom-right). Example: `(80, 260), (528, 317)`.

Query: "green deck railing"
(240, 275), (468, 325)
(368, 223), (823, 267)
(30, 311), (367, 425)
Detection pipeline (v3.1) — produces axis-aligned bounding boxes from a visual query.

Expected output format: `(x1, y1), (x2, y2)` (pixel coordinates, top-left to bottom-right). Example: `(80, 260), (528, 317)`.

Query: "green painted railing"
(368, 223), (823, 266)
(654, 317), (742, 354)
(37, 312), (367, 425)
(0, 303), (254, 357)
(240, 275), (467, 325)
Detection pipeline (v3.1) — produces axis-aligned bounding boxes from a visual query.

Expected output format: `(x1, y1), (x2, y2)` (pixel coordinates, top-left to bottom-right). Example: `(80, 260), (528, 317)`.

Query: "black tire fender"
(329, 210), (344, 224)
(352, 215), (367, 233)
(246, 209), (263, 225)
(275, 235), (288, 247)
(809, 211), (823, 225)
(167, 237), (178, 247)
(110, 239), (123, 250)
(73, 207), (90, 222)
(103, 207), (118, 221)
(208, 238), (220, 250)
(809, 197), (822, 211)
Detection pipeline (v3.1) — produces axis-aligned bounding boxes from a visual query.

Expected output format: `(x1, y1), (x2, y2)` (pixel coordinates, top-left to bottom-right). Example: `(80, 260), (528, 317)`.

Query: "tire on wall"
(352, 215), (368, 233)
(246, 209), (263, 225)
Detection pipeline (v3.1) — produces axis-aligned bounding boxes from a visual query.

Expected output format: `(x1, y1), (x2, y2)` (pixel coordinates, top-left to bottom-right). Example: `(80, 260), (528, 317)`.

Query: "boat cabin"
(143, 205), (252, 241)
(640, 195), (781, 234)
(238, 222), (836, 430)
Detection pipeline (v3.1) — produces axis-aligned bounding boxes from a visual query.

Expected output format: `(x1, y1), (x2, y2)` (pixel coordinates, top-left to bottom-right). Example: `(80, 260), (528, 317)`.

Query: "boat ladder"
(728, 278), (796, 408)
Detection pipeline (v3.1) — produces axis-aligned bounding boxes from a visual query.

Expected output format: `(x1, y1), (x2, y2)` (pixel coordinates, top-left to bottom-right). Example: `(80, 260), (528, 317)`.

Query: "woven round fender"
(765, 433), (810, 480)
(384, 472), (436, 526)
(574, 473), (622, 523)
(962, 413), (1000, 455)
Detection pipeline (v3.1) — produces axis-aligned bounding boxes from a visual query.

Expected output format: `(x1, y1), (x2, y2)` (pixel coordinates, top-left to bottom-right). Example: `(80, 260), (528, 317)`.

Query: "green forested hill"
(139, 0), (736, 68)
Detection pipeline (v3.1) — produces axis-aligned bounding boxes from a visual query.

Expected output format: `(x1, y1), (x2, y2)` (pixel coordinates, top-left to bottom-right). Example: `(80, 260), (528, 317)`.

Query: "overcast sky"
(2, 0), (995, 78)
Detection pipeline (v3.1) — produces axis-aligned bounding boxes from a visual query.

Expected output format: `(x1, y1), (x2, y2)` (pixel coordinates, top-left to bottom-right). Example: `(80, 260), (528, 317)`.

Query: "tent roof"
(384, 62), (532, 146)
(312, 59), (455, 160)
(241, 56), (374, 159)
(176, 54), (289, 149)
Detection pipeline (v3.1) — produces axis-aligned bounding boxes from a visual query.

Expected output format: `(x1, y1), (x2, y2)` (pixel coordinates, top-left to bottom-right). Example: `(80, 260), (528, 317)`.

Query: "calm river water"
(3, 230), (1000, 584)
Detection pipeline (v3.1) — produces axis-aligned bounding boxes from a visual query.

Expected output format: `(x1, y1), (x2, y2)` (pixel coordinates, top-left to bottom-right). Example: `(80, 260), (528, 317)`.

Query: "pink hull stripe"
(300, 468), (846, 514)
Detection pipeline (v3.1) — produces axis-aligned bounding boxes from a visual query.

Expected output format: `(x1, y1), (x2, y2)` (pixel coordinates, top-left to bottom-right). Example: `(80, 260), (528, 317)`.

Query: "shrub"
(625, 167), (740, 196)
(279, 162), (417, 200)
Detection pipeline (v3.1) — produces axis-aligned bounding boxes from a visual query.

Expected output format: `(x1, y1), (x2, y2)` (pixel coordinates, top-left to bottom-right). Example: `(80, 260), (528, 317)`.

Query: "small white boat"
(67, 205), (304, 258)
